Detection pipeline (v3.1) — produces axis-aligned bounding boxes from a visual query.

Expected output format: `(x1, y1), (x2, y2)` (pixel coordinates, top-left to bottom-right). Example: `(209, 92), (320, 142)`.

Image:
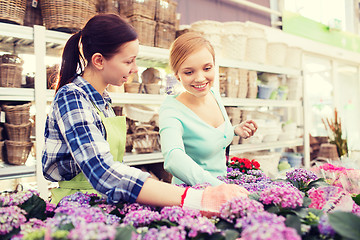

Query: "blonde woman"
(160, 32), (257, 186)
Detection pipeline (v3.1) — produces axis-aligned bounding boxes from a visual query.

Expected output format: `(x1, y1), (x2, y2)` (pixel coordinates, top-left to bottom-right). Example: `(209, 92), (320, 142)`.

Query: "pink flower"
(259, 187), (304, 209)
(308, 188), (326, 209)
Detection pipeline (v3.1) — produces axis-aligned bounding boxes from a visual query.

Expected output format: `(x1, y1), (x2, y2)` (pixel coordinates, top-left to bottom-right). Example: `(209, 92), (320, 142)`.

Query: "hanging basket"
(0, 0), (26, 25)
(40, 0), (96, 33)
(5, 140), (33, 165)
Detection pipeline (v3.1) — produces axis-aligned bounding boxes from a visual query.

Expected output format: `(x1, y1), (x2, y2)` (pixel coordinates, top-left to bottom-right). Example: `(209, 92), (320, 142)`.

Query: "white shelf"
(0, 162), (36, 180)
(0, 87), (34, 101)
(109, 92), (166, 105)
(229, 138), (304, 154)
(123, 152), (164, 166)
(222, 97), (301, 107)
(217, 58), (301, 76)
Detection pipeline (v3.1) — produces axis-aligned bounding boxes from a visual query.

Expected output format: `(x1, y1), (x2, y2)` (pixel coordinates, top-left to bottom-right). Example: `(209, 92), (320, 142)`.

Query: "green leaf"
(328, 211), (360, 240)
(224, 229), (240, 240)
(352, 194), (360, 206)
(115, 225), (137, 240)
(20, 194), (47, 220)
(285, 214), (302, 235)
(303, 196), (312, 208)
(306, 178), (329, 190)
(248, 192), (260, 201)
(215, 219), (236, 230)
(148, 219), (177, 228)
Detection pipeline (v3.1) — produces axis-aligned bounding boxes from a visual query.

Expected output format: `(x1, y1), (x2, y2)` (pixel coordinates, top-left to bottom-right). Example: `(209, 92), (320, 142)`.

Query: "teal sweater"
(159, 89), (234, 186)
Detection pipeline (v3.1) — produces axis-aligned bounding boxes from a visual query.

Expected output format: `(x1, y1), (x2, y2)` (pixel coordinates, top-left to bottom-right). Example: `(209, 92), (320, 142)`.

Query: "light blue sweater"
(159, 89), (234, 186)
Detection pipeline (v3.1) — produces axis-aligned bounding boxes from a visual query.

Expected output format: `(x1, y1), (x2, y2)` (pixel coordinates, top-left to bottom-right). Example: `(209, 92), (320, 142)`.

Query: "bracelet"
(180, 187), (190, 207)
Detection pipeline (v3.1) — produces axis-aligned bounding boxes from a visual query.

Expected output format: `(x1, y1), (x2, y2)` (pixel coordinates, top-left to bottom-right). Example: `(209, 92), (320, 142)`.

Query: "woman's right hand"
(182, 184), (249, 217)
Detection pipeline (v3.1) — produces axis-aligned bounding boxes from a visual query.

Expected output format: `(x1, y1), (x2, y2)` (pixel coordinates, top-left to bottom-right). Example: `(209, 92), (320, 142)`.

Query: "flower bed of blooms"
(1, 158), (360, 240)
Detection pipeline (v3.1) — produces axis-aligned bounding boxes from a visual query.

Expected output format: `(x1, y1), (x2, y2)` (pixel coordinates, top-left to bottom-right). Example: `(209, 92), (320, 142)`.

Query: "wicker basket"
(0, 62), (23, 88)
(0, 141), (4, 162)
(0, 0), (26, 25)
(129, 16), (156, 46)
(155, 22), (176, 49)
(221, 34), (247, 60)
(119, 0), (156, 19)
(24, 0), (43, 27)
(238, 69), (248, 98)
(112, 106), (123, 116)
(245, 37), (267, 64)
(317, 143), (339, 160)
(124, 82), (141, 93)
(5, 122), (31, 141)
(266, 42), (288, 67)
(247, 71), (258, 98)
(285, 47), (303, 69)
(144, 83), (160, 94)
(132, 126), (159, 153)
(155, 0), (177, 24)
(46, 64), (59, 89)
(0, 126), (3, 141)
(5, 140), (33, 165)
(2, 102), (31, 125)
(125, 134), (133, 152)
(96, 0), (119, 14)
(40, 0), (96, 33)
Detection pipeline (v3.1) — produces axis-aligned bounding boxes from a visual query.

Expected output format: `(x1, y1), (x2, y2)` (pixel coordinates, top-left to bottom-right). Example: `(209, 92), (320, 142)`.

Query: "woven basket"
(0, 126), (3, 140)
(24, 0), (43, 27)
(245, 37), (267, 64)
(132, 126), (159, 153)
(0, 63), (23, 88)
(5, 122), (31, 141)
(124, 82), (141, 93)
(247, 71), (258, 98)
(112, 106), (123, 116)
(0, 141), (4, 162)
(2, 102), (31, 125)
(155, 22), (176, 49)
(119, 0), (156, 19)
(285, 47), (303, 69)
(5, 140), (33, 165)
(0, 0), (26, 25)
(125, 134), (133, 152)
(237, 69), (248, 98)
(40, 0), (96, 33)
(221, 34), (247, 60)
(155, 0), (177, 24)
(95, 0), (119, 14)
(223, 21), (245, 34)
(266, 42), (288, 67)
(46, 64), (59, 89)
(144, 83), (160, 94)
(190, 20), (221, 34)
(129, 16), (156, 46)
(317, 143), (339, 160)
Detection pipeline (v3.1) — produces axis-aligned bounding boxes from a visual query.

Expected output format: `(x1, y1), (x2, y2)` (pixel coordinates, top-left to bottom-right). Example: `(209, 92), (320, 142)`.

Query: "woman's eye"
(184, 71), (192, 75)
(204, 66), (212, 71)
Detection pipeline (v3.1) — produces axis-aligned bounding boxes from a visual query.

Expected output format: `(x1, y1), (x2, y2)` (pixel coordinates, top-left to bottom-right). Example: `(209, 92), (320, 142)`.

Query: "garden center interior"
(0, 1), (360, 239)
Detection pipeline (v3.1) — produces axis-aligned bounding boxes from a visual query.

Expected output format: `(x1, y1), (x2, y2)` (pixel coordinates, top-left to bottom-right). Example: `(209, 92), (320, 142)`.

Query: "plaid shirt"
(42, 76), (150, 204)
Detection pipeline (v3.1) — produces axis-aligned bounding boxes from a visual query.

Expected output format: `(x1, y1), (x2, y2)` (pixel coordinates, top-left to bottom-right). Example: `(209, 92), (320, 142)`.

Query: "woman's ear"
(175, 73), (180, 81)
(91, 53), (104, 70)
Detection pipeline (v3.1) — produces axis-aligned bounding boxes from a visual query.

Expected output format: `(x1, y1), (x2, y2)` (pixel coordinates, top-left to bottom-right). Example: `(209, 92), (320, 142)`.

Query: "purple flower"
(286, 168), (318, 183)
(219, 196), (264, 222)
(160, 206), (201, 223)
(241, 222), (301, 240)
(106, 214), (121, 225)
(58, 192), (94, 206)
(143, 226), (186, 240)
(178, 216), (217, 237)
(68, 222), (116, 240)
(259, 186), (304, 209)
(0, 206), (27, 235)
(118, 203), (153, 215)
(236, 211), (286, 229)
(122, 210), (161, 227)
(318, 214), (335, 237)
(46, 202), (56, 214)
(0, 191), (36, 206)
(46, 214), (86, 229)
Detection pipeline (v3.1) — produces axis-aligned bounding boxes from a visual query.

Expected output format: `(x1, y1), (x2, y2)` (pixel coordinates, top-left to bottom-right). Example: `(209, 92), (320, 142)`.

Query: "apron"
(51, 104), (126, 204)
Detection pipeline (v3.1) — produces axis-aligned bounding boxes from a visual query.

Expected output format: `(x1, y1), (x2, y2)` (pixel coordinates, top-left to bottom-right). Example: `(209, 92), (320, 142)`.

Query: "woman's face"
(176, 47), (215, 98)
(102, 39), (139, 86)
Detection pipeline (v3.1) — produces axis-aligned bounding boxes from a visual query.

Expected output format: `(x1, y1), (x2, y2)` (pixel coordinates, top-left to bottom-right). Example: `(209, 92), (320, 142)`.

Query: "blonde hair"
(169, 32), (215, 75)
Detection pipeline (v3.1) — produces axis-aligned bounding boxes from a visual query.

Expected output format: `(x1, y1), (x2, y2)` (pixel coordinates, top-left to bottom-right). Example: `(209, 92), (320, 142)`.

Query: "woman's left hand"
(234, 120), (258, 139)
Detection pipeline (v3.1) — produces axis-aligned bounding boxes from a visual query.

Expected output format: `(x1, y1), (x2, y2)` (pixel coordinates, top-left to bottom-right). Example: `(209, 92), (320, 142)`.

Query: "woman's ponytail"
(56, 31), (84, 92)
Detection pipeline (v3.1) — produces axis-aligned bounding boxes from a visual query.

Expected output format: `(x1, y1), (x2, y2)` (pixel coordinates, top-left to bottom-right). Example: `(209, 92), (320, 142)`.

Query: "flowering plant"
(228, 156), (260, 173)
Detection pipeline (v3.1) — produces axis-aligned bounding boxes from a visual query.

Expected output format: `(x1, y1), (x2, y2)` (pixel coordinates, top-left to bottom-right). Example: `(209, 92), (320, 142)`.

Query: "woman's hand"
(234, 120), (258, 139)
